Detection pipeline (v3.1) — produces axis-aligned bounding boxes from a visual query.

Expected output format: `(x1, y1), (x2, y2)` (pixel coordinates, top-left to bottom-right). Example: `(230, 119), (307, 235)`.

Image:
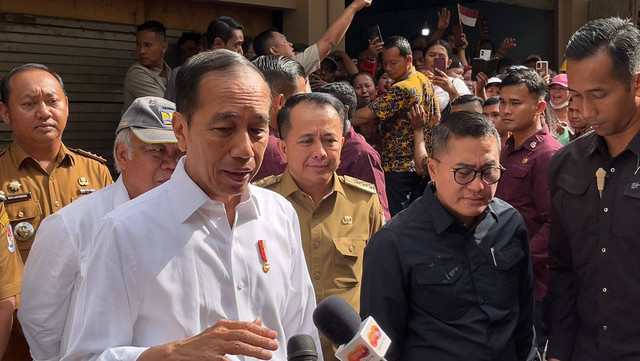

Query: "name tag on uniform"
(626, 182), (640, 198)
(5, 192), (32, 204)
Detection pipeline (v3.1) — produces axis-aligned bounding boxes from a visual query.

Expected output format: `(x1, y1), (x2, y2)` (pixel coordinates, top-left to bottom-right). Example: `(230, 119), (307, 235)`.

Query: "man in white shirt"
(18, 96), (183, 361)
(252, 0), (373, 76)
(62, 49), (321, 361)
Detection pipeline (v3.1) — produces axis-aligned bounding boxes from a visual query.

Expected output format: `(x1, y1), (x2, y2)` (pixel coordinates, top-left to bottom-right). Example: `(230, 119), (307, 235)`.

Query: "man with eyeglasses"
(361, 111), (536, 361)
(496, 67), (561, 353)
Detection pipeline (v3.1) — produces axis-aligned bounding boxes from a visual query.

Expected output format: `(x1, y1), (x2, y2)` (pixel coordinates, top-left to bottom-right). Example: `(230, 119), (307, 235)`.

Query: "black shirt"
(360, 183), (536, 361)
(547, 129), (640, 361)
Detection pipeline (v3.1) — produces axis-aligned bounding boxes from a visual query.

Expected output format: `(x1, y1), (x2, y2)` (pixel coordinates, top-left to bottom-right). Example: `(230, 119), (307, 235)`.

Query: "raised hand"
(437, 8), (451, 31)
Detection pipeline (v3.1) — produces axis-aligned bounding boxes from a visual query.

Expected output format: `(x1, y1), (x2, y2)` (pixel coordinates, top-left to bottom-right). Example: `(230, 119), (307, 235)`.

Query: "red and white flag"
(458, 4), (479, 27)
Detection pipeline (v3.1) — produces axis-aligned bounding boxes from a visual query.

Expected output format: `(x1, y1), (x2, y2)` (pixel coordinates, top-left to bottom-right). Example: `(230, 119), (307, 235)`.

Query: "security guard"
(254, 93), (384, 361)
(0, 197), (24, 359)
(0, 63), (112, 360)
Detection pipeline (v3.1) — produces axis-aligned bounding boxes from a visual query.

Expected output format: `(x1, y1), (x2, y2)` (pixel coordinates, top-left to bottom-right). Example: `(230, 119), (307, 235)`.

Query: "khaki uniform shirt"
(0, 142), (113, 261)
(256, 169), (385, 361)
(0, 201), (23, 302)
(122, 61), (172, 114)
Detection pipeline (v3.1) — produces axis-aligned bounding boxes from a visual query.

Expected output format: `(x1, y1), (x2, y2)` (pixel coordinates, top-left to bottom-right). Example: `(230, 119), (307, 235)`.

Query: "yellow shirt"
(256, 169), (385, 361)
(0, 201), (23, 302)
(368, 66), (440, 172)
(0, 142), (113, 260)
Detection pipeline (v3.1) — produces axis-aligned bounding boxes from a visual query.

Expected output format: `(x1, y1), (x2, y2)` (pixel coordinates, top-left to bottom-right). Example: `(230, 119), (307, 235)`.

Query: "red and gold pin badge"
(258, 240), (270, 273)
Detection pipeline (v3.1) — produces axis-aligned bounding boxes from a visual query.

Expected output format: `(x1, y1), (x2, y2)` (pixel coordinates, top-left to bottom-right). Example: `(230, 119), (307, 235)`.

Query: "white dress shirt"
(19, 176), (131, 361)
(63, 158), (321, 361)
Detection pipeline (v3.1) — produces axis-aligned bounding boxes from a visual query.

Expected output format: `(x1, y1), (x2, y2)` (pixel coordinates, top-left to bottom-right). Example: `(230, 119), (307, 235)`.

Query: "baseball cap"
(550, 74), (568, 88)
(117, 96), (178, 144)
(486, 77), (502, 87)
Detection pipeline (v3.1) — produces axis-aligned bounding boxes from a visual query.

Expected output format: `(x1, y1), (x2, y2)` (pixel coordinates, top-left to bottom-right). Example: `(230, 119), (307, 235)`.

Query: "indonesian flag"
(458, 4), (479, 27)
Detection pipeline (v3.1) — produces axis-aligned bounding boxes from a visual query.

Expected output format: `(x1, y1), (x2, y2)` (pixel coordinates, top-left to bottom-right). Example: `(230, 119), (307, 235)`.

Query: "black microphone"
(287, 334), (318, 361)
(313, 296), (391, 361)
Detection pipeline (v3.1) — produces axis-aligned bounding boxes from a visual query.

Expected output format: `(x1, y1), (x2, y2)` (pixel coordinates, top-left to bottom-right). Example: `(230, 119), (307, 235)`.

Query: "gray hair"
(113, 128), (134, 174)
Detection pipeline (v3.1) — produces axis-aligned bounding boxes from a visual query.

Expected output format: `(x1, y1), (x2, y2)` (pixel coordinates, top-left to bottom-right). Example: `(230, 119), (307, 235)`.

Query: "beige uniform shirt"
(122, 61), (172, 114)
(256, 169), (385, 361)
(0, 201), (23, 302)
(0, 142), (113, 261)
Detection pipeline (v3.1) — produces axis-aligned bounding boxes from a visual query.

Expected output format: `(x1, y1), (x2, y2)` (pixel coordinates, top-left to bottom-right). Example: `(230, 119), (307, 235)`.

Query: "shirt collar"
(395, 66), (417, 83)
(112, 176), (131, 208)
(586, 128), (640, 159)
(422, 182), (496, 234)
(279, 167), (345, 199)
(168, 157), (258, 224)
(505, 124), (550, 153)
(9, 141), (74, 169)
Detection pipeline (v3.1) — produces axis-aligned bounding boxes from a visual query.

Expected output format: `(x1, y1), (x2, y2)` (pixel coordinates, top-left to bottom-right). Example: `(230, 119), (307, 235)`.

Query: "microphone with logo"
(312, 296), (391, 361)
(287, 334), (318, 361)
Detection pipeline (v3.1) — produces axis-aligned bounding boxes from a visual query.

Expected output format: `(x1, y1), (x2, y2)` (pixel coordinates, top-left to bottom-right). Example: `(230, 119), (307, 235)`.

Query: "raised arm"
(316, 0), (373, 61)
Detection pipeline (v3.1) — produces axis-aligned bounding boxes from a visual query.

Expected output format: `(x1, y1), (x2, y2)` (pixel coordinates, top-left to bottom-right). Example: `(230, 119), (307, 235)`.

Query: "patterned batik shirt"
(369, 67), (439, 172)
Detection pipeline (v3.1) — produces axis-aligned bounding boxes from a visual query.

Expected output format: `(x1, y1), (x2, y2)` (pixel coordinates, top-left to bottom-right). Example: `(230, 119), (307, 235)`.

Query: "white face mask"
(549, 98), (570, 109)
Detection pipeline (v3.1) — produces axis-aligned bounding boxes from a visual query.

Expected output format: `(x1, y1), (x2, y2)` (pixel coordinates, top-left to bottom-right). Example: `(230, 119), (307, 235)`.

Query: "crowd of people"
(1, 1), (639, 360)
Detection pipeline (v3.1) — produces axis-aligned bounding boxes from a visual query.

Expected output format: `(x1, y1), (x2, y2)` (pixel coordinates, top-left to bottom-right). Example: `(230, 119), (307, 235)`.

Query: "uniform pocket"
(412, 258), (466, 320)
(490, 244), (525, 308)
(5, 199), (42, 249)
(332, 238), (366, 289)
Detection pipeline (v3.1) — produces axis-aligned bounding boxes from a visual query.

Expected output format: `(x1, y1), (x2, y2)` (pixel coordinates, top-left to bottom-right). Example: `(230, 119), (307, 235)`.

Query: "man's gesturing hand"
(140, 318), (279, 361)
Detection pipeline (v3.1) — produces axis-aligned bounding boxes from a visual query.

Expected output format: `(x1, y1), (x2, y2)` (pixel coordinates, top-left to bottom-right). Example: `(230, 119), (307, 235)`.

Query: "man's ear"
(536, 100), (547, 116)
(213, 37), (225, 50)
(172, 112), (189, 152)
(161, 41), (168, 54)
(407, 55), (413, 66)
(276, 138), (288, 163)
(0, 103), (10, 125)
(427, 156), (439, 180)
(269, 46), (279, 56)
(114, 141), (130, 171)
(634, 74), (640, 97)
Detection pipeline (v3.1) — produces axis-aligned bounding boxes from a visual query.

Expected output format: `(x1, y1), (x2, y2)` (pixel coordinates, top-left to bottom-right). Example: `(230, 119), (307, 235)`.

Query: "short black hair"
(177, 32), (202, 49)
(431, 111), (500, 158)
(483, 96), (500, 107)
(1, 63), (66, 103)
(176, 49), (268, 125)
(316, 82), (357, 121)
(252, 55), (305, 99)
(137, 21), (166, 40)
(566, 17), (640, 86)
(242, 36), (254, 54)
(500, 67), (548, 98)
(383, 36), (412, 57)
(425, 39), (453, 60)
(253, 28), (279, 57)
(451, 94), (484, 108)
(277, 92), (346, 140)
(206, 16), (244, 49)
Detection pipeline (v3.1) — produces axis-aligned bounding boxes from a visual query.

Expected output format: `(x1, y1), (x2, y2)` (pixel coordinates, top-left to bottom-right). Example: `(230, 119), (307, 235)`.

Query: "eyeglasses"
(432, 157), (506, 185)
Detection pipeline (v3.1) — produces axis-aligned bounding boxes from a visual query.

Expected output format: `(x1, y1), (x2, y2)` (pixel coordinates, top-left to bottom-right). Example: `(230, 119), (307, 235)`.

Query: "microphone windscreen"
(287, 334), (318, 361)
(313, 295), (361, 346)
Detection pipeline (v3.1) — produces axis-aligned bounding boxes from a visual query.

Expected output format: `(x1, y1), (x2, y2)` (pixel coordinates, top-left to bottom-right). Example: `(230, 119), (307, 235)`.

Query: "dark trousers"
(385, 172), (428, 217)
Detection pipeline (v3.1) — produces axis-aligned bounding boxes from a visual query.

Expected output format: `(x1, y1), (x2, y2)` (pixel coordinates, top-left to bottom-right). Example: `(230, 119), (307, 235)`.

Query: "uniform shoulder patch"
(69, 148), (107, 163)
(340, 175), (377, 194)
(252, 174), (283, 188)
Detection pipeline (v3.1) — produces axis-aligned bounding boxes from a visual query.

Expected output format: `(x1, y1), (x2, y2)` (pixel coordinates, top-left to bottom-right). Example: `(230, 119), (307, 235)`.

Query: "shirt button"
(18, 211), (24, 217)
(313, 242), (320, 249)
(479, 298), (486, 304)
(54, 201), (60, 207)
(602, 287), (607, 293)
(314, 272), (321, 280)
(602, 248), (607, 253)
(603, 325), (608, 331)
(610, 168), (615, 173)
(603, 207), (609, 213)
(348, 245), (355, 252)
(237, 282), (244, 290)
